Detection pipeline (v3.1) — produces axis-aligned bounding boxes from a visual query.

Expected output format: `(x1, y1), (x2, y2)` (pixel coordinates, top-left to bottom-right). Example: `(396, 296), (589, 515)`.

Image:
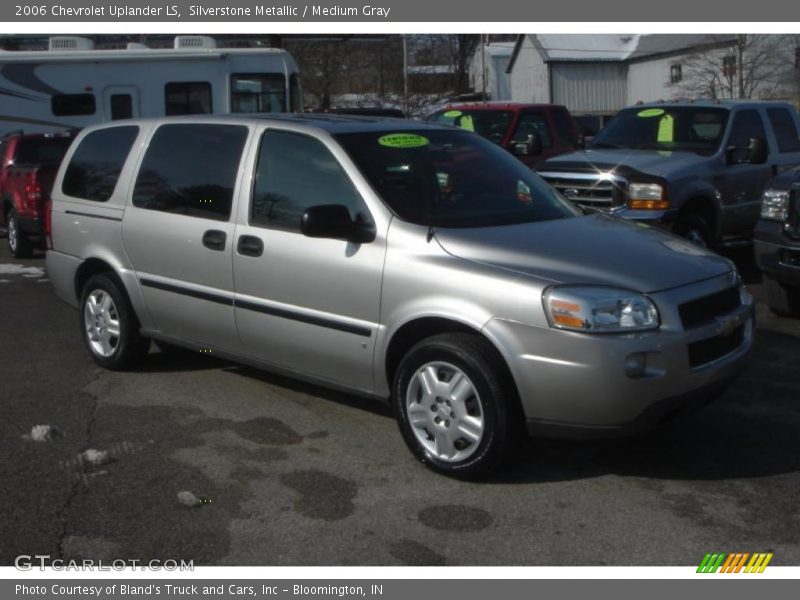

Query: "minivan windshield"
(336, 129), (579, 228)
(591, 106), (729, 155)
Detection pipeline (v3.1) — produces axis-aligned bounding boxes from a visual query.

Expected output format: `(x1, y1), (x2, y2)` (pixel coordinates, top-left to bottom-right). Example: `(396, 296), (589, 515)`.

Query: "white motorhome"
(0, 36), (302, 136)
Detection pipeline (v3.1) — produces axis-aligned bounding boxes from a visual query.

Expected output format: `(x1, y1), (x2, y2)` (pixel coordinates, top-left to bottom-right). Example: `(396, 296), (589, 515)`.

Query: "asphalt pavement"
(1, 239), (799, 566)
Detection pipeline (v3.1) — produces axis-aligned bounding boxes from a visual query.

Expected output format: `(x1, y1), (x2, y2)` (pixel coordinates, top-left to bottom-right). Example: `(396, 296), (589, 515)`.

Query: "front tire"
(393, 333), (517, 478)
(79, 274), (149, 370)
(673, 213), (712, 247)
(7, 208), (33, 258)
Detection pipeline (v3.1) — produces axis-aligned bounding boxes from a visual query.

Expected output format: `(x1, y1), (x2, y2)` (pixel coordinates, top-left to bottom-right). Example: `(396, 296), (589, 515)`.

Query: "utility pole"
(402, 34), (409, 112)
(481, 34), (487, 100)
(737, 34), (746, 98)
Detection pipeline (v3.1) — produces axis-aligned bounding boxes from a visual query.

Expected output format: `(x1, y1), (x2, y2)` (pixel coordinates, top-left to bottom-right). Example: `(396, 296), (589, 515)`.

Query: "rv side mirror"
(301, 205), (375, 244)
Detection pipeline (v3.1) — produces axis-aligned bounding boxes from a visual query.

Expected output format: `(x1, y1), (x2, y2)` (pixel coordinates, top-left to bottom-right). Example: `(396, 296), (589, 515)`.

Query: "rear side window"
(767, 108), (800, 153)
(165, 82), (212, 116)
(552, 110), (577, 146)
(132, 124), (248, 221)
(52, 94), (96, 117)
(251, 130), (365, 232)
(62, 126), (139, 202)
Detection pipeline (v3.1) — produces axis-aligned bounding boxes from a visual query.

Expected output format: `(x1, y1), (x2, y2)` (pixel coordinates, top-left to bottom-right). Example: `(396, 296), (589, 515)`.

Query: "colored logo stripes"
(697, 552), (773, 573)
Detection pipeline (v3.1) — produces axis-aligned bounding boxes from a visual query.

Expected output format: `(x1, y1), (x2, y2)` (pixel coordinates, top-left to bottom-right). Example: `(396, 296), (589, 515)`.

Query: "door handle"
(237, 235), (263, 257)
(202, 230), (227, 251)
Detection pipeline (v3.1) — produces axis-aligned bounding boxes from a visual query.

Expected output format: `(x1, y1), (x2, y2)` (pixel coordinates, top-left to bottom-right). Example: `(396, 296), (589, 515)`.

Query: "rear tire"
(674, 213), (712, 247)
(764, 276), (800, 318)
(79, 274), (149, 370)
(7, 208), (33, 258)
(393, 332), (517, 479)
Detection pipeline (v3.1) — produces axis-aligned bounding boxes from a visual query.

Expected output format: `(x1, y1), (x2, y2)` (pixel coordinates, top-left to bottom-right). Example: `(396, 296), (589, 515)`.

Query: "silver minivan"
(46, 115), (754, 477)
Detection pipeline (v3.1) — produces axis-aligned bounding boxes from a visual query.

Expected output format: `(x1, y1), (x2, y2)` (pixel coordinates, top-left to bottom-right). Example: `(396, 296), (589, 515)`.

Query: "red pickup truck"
(1, 131), (74, 258)
(426, 103), (580, 167)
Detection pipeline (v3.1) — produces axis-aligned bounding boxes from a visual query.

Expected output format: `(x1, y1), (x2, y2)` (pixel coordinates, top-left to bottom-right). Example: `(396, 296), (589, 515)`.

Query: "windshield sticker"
(657, 114), (675, 142)
(443, 110), (463, 118)
(637, 108), (665, 118)
(378, 133), (430, 148)
(458, 114), (475, 132)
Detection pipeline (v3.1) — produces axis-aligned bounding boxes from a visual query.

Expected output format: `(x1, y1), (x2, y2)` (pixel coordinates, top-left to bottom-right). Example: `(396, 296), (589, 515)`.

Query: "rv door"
(103, 86), (140, 121)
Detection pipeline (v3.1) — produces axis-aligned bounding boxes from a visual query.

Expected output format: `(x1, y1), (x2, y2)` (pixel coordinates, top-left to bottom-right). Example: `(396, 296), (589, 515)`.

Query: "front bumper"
(610, 207), (678, 227)
(484, 273), (754, 439)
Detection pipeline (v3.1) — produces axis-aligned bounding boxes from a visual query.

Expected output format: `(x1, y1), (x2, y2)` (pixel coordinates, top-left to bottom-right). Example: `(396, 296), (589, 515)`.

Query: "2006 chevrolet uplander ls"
(47, 115), (754, 477)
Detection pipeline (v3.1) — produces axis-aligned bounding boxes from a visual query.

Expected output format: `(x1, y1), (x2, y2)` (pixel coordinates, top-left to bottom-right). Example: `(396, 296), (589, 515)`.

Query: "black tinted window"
(62, 127), (138, 202)
(132, 124), (247, 221)
(552, 110), (577, 147)
(52, 94), (96, 116)
(427, 109), (512, 145)
(252, 131), (366, 232)
(110, 94), (133, 120)
(729, 109), (767, 148)
(512, 113), (552, 147)
(14, 137), (72, 165)
(336, 130), (578, 228)
(767, 108), (800, 153)
(165, 82), (212, 116)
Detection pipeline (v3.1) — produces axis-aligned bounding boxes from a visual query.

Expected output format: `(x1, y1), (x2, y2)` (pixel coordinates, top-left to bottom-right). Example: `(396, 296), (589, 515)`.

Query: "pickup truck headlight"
(628, 182), (669, 210)
(760, 189), (789, 222)
(544, 286), (660, 333)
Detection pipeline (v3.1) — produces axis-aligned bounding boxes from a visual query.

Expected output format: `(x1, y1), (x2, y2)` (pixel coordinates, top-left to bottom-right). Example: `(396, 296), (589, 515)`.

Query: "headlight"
(544, 286), (660, 333)
(760, 189), (789, 222)
(628, 182), (669, 210)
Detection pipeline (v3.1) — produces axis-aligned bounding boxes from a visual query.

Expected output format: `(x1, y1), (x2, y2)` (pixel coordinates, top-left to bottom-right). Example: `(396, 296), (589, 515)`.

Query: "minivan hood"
(539, 148), (707, 179)
(434, 214), (732, 293)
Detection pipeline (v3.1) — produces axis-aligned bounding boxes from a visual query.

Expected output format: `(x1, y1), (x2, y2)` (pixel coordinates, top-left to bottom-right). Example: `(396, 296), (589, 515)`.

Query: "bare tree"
(413, 34), (481, 95)
(679, 34), (798, 100)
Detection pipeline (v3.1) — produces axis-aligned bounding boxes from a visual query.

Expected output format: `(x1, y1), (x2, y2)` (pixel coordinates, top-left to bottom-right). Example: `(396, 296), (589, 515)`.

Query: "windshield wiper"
(590, 142), (626, 149)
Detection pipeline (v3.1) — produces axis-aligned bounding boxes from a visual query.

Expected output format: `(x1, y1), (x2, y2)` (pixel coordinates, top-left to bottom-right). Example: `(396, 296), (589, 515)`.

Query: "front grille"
(687, 325), (745, 368)
(678, 286), (741, 330)
(539, 172), (627, 209)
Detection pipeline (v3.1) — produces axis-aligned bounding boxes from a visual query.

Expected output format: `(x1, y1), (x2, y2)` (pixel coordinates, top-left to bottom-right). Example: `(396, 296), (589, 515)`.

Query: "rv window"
(132, 124), (248, 221)
(52, 94), (96, 117)
(164, 82), (213, 116)
(231, 74), (286, 113)
(110, 94), (133, 120)
(62, 126), (139, 202)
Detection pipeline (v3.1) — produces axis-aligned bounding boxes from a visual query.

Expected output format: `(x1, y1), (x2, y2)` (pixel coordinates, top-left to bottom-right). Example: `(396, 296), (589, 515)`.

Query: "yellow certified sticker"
(443, 110), (463, 118)
(637, 108), (665, 118)
(378, 133), (430, 148)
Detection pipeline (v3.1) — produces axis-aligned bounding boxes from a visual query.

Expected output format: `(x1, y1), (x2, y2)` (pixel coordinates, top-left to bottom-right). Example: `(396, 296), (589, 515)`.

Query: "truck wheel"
(80, 274), (149, 370)
(674, 214), (711, 247)
(764, 276), (800, 318)
(7, 208), (33, 258)
(393, 333), (516, 479)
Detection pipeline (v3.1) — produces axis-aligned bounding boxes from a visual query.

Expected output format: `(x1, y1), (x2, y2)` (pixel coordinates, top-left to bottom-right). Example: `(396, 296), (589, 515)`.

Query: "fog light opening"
(625, 352), (647, 378)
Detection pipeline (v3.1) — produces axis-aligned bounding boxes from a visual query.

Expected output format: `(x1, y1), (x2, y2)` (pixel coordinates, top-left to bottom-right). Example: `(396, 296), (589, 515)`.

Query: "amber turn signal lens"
(628, 199), (670, 210)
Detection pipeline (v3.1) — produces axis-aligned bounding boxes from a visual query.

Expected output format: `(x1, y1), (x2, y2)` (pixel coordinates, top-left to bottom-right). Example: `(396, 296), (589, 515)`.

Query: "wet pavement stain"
(232, 417), (303, 446)
(280, 469), (357, 521)
(418, 505), (493, 532)
(389, 539), (447, 566)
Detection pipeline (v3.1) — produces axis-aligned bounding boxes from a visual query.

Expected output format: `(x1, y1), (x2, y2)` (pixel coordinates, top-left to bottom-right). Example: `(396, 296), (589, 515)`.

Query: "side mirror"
(727, 136), (768, 165)
(301, 204), (375, 244)
(747, 136), (768, 164)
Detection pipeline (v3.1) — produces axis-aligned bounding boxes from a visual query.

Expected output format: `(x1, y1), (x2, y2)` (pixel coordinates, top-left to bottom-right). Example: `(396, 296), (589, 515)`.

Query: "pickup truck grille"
(678, 286), (741, 330)
(538, 172), (627, 209)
